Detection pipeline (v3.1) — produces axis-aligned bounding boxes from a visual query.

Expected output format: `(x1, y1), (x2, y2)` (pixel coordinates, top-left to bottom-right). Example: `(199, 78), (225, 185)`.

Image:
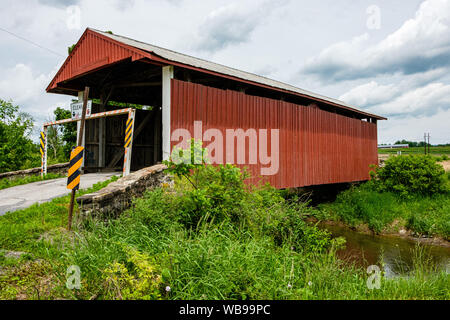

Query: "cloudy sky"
(0, 0), (449, 144)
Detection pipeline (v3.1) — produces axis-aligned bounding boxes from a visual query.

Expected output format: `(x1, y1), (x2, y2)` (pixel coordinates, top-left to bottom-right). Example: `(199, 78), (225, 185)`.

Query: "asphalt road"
(0, 172), (118, 216)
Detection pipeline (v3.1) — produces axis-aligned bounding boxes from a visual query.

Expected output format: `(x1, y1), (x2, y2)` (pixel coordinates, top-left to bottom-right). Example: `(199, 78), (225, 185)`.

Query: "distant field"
(378, 146), (450, 156)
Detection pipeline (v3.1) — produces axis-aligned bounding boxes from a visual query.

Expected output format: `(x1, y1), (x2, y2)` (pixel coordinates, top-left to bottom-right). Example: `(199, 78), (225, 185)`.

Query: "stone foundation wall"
(0, 163), (69, 180)
(76, 164), (170, 220)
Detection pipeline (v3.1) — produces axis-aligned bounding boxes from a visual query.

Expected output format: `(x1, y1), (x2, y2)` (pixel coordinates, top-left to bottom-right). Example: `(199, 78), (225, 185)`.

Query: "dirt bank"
(439, 160), (450, 172)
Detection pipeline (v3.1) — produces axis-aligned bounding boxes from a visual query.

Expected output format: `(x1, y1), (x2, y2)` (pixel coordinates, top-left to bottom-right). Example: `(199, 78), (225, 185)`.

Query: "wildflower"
(287, 283), (292, 289)
(308, 281), (312, 287)
(165, 286), (171, 292)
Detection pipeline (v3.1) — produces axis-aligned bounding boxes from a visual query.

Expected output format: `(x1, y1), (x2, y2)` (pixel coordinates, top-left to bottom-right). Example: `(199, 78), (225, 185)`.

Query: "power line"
(0, 26), (65, 58)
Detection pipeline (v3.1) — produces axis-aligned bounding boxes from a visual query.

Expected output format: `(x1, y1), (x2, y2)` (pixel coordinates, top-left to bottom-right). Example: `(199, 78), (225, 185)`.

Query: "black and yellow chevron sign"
(40, 132), (45, 156)
(124, 117), (133, 148)
(67, 146), (84, 191)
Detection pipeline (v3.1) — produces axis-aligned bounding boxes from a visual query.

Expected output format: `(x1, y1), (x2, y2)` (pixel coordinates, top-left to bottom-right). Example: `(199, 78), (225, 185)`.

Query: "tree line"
(0, 99), (76, 174)
(394, 140), (450, 148)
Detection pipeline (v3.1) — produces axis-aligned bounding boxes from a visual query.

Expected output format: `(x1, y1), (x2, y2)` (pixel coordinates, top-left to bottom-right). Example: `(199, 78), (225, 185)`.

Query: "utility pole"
(424, 133), (427, 155)
(67, 86), (89, 231)
(428, 133), (431, 155)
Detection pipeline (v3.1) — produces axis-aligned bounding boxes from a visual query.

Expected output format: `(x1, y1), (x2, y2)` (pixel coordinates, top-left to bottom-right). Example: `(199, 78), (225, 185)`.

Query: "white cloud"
(368, 82), (450, 117)
(194, 0), (287, 53)
(0, 63), (71, 129)
(338, 67), (450, 117)
(301, 0), (450, 81)
(339, 81), (399, 107)
(0, 64), (49, 104)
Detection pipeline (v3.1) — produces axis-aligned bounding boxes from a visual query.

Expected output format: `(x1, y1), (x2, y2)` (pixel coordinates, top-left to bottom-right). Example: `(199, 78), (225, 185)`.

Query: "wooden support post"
(40, 129), (44, 178)
(162, 65), (174, 161)
(154, 109), (161, 164)
(123, 109), (136, 177)
(42, 126), (48, 177)
(68, 87), (89, 231)
(98, 95), (106, 169)
(77, 91), (86, 169)
(99, 117), (105, 168)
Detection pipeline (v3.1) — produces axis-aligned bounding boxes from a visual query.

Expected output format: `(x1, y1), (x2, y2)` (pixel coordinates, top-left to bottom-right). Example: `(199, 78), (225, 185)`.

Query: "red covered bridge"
(46, 28), (386, 189)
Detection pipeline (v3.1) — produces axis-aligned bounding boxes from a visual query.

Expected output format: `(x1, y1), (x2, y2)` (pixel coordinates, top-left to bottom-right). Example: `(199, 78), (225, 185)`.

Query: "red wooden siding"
(171, 79), (378, 189)
(47, 30), (148, 91)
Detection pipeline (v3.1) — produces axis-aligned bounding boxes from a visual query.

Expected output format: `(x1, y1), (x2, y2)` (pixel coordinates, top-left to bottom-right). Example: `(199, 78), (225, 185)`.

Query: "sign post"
(40, 130), (47, 177)
(67, 86), (89, 231)
(123, 109), (136, 177)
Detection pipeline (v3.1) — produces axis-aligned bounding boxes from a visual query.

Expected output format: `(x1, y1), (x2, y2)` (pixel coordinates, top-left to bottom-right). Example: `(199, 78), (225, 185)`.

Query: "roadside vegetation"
(0, 146), (448, 300)
(318, 155), (450, 239)
(0, 173), (64, 191)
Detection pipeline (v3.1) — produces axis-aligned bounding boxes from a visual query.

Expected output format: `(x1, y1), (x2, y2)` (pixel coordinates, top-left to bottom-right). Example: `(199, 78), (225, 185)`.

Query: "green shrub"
(405, 194), (450, 239)
(320, 184), (401, 233)
(436, 154), (449, 161)
(178, 164), (250, 229)
(163, 140), (251, 228)
(162, 143), (333, 251)
(248, 189), (331, 251)
(373, 155), (447, 197)
(103, 245), (163, 300)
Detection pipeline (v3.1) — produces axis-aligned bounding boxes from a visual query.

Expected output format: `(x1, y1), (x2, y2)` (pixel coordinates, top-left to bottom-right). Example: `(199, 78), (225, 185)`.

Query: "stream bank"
(312, 219), (450, 278)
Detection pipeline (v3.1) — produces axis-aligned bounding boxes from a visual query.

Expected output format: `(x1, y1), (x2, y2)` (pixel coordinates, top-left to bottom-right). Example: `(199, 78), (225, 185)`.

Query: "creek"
(319, 222), (450, 278)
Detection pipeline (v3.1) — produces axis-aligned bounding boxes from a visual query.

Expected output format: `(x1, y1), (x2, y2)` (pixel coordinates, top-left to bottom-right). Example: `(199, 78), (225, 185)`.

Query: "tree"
(45, 123), (62, 160)
(54, 107), (77, 160)
(68, 44), (76, 55)
(0, 99), (39, 173)
(372, 155), (447, 197)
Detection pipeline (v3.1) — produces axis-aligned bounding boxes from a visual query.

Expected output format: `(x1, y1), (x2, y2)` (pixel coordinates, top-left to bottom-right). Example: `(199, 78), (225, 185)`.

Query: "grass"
(52, 216), (449, 300)
(378, 146), (450, 157)
(1, 199), (448, 300)
(0, 175), (119, 253)
(0, 173), (64, 191)
(317, 178), (450, 239)
(0, 165), (448, 300)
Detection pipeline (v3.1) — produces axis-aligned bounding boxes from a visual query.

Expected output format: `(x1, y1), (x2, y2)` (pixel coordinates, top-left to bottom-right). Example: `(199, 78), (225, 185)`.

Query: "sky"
(0, 0), (449, 144)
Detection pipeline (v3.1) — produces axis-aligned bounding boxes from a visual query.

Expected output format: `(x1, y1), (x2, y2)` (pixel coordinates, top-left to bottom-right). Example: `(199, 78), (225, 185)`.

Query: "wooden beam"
(101, 86), (114, 109)
(154, 109), (161, 163)
(114, 81), (161, 88)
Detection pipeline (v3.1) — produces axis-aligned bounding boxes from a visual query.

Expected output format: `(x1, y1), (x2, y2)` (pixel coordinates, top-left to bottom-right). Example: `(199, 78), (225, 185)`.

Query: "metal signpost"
(67, 86), (89, 231)
(40, 131), (47, 177)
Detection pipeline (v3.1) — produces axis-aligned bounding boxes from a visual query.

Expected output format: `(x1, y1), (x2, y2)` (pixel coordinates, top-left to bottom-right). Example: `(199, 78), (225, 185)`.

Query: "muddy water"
(319, 223), (450, 278)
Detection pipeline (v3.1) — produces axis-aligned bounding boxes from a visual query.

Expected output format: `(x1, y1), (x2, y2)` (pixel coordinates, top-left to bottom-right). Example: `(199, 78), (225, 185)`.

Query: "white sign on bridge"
(70, 100), (92, 120)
